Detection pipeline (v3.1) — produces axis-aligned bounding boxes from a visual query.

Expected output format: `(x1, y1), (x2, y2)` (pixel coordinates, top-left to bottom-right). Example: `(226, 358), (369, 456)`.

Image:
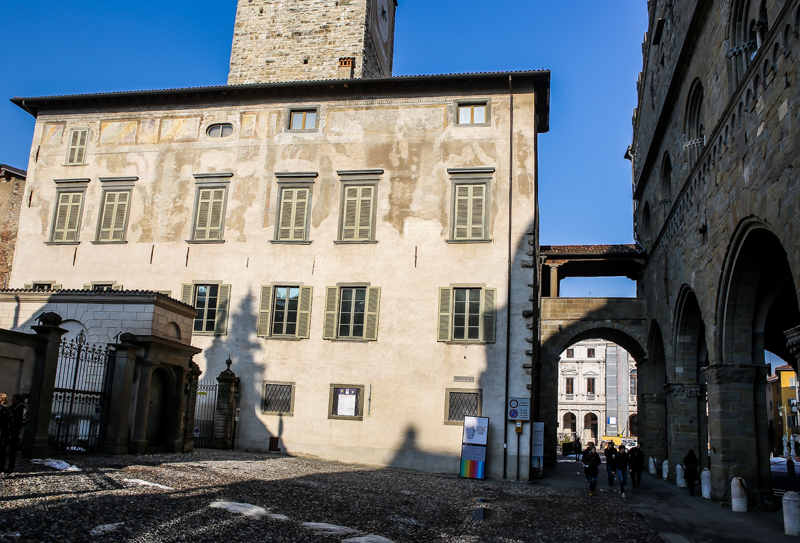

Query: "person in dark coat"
(628, 443), (645, 489)
(0, 394), (15, 474)
(581, 443), (602, 496)
(604, 442), (617, 486)
(574, 438), (582, 460)
(615, 445), (630, 497)
(683, 449), (700, 497)
(7, 395), (28, 473)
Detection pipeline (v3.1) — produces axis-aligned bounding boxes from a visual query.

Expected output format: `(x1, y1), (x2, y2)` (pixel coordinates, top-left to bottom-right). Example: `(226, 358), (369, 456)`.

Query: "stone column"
(703, 364), (768, 503)
(26, 313), (67, 458)
(102, 333), (141, 455)
(182, 359), (202, 452)
(129, 357), (156, 454)
(664, 383), (704, 479)
(546, 261), (566, 298)
(212, 358), (240, 450)
(640, 393), (667, 474)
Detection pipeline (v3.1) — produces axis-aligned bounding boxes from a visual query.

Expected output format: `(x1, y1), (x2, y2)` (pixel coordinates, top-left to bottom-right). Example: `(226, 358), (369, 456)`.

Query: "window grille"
(262, 384), (293, 414)
(448, 391), (479, 422)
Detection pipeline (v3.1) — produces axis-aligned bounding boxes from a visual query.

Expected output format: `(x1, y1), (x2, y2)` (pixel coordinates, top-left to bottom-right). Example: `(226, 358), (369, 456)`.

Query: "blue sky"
(0, 0), (646, 296)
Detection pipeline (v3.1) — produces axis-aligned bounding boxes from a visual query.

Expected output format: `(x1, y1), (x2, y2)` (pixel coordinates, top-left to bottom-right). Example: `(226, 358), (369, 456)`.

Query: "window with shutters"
(66, 129), (89, 165)
(323, 286), (381, 341)
(191, 186), (227, 241)
(257, 285), (313, 339)
(24, 282), (61, 291)
(437, 286), (496, 344)
(50, 190), (85, 243)
(275, 186), (311, 242)
(456, 101), (490, 126)
(339, 185), (376, 241)
(445, 389), (482, 424)
(328, 384), (365, 421)
(262, 382), (295, 415)
(288, 108), (318, 131)
(182, 283), (232, 335)
(565, 378), (574, 395)
(96, 190), (131, 242)
(450, 183), (488, 241)
(82, 282), (123, 292)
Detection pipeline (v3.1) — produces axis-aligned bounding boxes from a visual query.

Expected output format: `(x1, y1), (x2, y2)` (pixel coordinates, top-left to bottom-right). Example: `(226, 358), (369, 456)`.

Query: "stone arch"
(562, 412), (577, 434)
(546, 323), (647, 364)
(639, 320), (668, 471)
(672, 285), (709, 383)
(710, 218), (800, 503)
(583, 413), (599, 442)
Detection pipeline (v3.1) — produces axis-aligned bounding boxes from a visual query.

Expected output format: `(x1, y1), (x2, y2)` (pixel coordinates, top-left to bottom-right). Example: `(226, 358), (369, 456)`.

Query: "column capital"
(547, 260), (568, 268)
(663, 382), (703, 398)
(702, 364), (764, 385)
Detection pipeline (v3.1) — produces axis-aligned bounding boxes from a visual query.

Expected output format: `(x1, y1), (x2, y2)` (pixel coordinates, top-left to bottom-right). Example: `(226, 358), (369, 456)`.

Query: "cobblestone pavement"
(0, 451), (661, 543)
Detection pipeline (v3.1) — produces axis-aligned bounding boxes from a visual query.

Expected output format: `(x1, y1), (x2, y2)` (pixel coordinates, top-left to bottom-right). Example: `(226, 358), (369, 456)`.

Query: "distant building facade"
(558, 340), (637, 444)
(0, 164), (26, 289)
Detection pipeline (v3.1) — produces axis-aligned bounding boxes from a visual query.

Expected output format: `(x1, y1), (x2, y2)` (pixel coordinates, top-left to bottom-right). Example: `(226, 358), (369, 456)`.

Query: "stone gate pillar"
(182, 359), (202, 452)
(664, 383), (704, 478)
(102, 333), (141, 454)
(212, 358), (239, 450)
(129, 357), (156, 454)
(704, 364), (771, 503)
(641, 393), (667, 473)
(26, 312), (68, 458)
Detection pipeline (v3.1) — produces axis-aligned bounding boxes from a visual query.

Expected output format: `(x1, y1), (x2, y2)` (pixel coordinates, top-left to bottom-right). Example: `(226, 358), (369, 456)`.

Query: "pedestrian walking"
(7, 394), (28, 473)
(604, 442), (617, 486)
(683, 449), (700, 497)
(629, 443), (644, 489)
(581, 442), (602, 496)
(615, 445), (629, 497)
(574, 438), (582, 460)
(0, 394), (15, 475)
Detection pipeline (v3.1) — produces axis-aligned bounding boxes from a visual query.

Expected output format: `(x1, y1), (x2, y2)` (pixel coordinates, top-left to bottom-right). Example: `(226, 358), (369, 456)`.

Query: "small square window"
(457, 103), (488, 125)
(329, 385), (365, 420)
(587, 348), (596, 358)
(29, 282), (60, 291)
(262, 382), (294, 415)
(289, 109), (317, 131)
(445, 389), (481, 423)
(566, 348), (574, 358)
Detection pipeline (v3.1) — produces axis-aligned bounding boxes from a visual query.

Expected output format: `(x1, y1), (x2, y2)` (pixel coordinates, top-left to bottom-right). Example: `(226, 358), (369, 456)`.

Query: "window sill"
(334, 240), (378, 245)
(445, 239), (493, 244)
(444, 420), (472, 426)
(44, 241), (80, 246)
(444, 341), (488, 346)
(270, 240), (313, 245)
(259, 336), (304, 341)
(91, 240), (128, 245)
(327, 415), (363, 421)
(261, 411), (294, 417)
(454, 123), (491, 128)
(192, 332), (224, 337)
(186, 239), (226, 244)
(286, 129), (319, 134)
(62, 163), (88, 167)
(326, 338), (374, 343)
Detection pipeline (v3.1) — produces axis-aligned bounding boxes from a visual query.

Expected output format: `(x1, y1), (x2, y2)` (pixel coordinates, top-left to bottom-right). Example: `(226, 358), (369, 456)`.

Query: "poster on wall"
(337, 388), (357, 416)
(460, 416), (489, 479)
(531, 422), (545, 475)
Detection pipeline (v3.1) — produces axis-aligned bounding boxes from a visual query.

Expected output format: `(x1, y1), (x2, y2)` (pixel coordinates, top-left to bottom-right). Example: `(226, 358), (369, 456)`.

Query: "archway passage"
(563, 412), (576, 435)
(639, 321), (668, 475)
(584, 413), (599, 442)
(712, 224), (800, 504)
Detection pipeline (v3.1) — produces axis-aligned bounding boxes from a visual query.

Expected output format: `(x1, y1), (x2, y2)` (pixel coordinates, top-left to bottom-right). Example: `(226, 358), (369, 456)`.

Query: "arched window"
(730, 0), (755, 84)
(685, 79), (704, 167)
(660, 152), (672, 203)
(642, 202), (652, 243)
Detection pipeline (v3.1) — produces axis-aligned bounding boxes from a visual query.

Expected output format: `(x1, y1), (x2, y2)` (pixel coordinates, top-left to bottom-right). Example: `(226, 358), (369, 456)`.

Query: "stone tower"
(228, 0), (397, 85)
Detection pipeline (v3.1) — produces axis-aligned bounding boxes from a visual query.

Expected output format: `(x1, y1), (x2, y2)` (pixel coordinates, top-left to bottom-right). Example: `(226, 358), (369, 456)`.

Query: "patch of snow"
(0, 533), (21, 539)
(267, 514), (290, 521)
(342, 536), (397, 543)
(389, 515), (422, 526)
(210, 501), (267, 518)
(302, 522), (358, 536)
(30, 459), (81, 472)
(123, 478), (173, 490)
(89, 523), (124, 536)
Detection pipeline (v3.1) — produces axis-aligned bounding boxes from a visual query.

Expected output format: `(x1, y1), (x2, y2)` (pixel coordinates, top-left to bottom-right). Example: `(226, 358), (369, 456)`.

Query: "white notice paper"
(338, 389), (357, 416)
(462, 416), (489, 446)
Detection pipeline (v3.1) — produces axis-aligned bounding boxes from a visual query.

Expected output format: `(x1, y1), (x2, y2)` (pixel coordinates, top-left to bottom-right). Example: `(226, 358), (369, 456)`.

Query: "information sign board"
(338, 388), (357, 417)
(462, 416), (489, 446)
(507, 398), (531, 421)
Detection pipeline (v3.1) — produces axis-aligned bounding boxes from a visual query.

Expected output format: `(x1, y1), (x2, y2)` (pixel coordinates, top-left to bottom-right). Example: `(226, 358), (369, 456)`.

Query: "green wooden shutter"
(52, 284), (62, 291)
(83, 284), (93, 290)
(358, 186), (374, 240)
(111, 284), (124, 291)
(482, 288), (497, 344)
(181, 284), (194, 305)
(277, 188), (309, 241)
(342, 186), (359, 240)
(257, 285), (273, 337)
(67, 129), (87, 164)
(278, 189), (295, 240)
(194, 188), (226, 240)
(454, 186), (470, 239)
(214, 284), (231, 335)
(364, 286), (381, 341)
(53, 192), (83, 242)
(296, 286), (313, 339)
(99, 191), (130, 241)
(438, 287), (452, 342)
(292, 188), (309, 241)
(23, 283), (33, 290)
(470, 185), (486, 239)
(194, 189), (211, 240)
(208, 189), (225, 240)
(341, 186), (373, 241)
(323, 286), (338, 339)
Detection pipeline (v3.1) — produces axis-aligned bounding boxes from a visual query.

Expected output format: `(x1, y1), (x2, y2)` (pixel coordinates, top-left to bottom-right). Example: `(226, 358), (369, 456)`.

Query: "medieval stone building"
(630, 0), (800, 504)
(6, 0), (549, 479)
(0, 164), (26, 289)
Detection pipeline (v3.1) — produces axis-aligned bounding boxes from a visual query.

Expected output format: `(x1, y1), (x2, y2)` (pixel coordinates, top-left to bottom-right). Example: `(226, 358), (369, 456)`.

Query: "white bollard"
(649, 457), (657, 475)
(784, 491), (800, 536)
(662, 459), (669, 480)
(701, 468), (711, 499)
(676, 464), (687, 487)
(731, 477), (748, 513)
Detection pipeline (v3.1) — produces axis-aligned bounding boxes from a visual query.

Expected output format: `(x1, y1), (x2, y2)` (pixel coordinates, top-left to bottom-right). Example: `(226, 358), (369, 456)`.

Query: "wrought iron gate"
(49, 332), (113, 453)
(194, 379), (218, 448)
